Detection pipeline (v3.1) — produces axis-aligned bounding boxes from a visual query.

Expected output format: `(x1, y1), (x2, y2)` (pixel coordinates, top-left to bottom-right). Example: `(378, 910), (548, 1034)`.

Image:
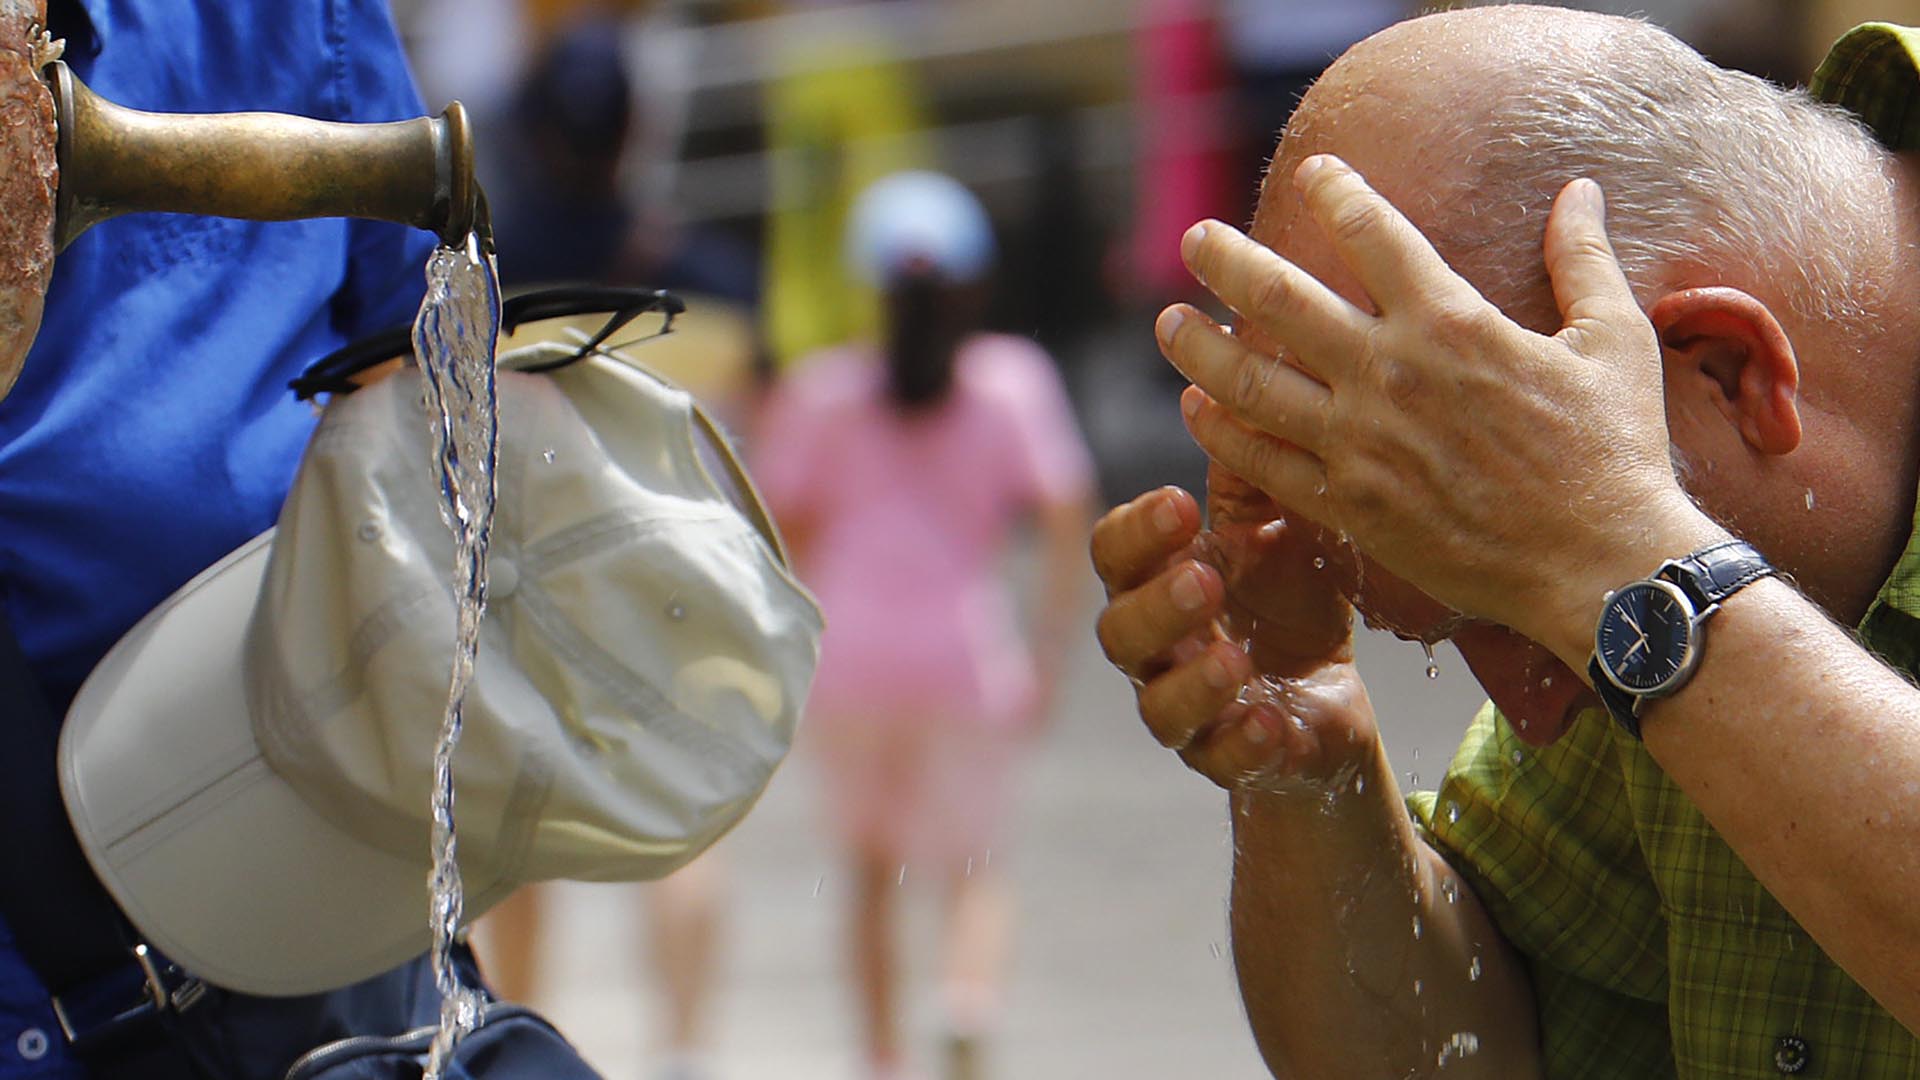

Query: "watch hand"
(1622, 610), (1644, 635)
(1625, 636), (1647, 661)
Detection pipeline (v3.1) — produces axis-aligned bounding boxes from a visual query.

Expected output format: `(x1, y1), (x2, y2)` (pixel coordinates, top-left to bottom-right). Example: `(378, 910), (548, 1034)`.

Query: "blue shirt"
(0, 1), (435, 1074)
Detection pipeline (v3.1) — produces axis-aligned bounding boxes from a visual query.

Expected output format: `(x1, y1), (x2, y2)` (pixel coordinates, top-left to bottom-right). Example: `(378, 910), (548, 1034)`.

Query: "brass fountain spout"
(46, 60), (482, 252)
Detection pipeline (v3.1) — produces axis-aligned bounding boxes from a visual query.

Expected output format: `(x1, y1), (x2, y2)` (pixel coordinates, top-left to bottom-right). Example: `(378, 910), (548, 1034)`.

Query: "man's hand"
(1091, 469), (1376, 791)
(1156, 156), (1724, 667)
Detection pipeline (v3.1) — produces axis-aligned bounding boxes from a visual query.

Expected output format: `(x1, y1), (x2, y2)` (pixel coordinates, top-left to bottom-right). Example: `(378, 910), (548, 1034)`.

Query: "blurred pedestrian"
(753, 172), (1096, 1080)
(486, 14), (758, 304)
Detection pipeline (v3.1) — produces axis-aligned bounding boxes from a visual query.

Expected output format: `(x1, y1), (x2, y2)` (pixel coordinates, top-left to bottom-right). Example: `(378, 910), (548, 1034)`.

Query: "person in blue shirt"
(0, 1), (438, 1075)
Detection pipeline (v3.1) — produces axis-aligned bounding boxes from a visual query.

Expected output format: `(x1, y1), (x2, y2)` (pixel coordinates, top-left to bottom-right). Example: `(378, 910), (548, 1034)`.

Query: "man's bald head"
(1255, 5), (1907, 359)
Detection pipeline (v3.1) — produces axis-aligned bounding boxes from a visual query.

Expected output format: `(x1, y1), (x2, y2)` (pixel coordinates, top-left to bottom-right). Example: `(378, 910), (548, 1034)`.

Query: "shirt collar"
(1811, 23), (1920, 149)
(1808, 25), (1920, 658)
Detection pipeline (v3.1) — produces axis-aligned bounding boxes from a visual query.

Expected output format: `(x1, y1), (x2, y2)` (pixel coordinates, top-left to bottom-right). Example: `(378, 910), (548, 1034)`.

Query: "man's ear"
(1646, 286), (1801, 455)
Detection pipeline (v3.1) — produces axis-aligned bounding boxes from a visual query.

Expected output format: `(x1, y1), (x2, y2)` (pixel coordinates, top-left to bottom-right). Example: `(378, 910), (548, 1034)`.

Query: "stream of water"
(409, 231), (502, 1080)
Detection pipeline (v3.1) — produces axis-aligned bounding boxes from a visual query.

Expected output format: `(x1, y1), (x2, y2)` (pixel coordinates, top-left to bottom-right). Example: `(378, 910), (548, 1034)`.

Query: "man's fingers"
(1156, 305), (1333, 454)
(1181, 387), (1335, 528)
(1179, 703), (1313, 790)
(1177, 219), (1369, 378)
(1543, 178), (1648, 354)
(1292, 154), (1483, 319)
(1095, 558), (1223, 677)
(1090, 486), (1201, 594)
(1137, 641), (1250, 750)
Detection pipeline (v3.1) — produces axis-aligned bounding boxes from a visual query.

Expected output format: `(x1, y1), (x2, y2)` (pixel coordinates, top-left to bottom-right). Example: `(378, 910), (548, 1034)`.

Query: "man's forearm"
(1565, 575), (1920, 1035)
(1227, 741), (1542, 1078)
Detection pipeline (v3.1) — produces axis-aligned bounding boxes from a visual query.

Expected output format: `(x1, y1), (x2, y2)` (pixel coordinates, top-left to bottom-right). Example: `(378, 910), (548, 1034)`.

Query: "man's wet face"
(1236, 146), (1601, 744)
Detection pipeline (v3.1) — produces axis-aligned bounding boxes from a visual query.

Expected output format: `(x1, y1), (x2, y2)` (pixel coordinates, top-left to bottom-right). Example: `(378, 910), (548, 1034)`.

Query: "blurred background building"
(381, 2), (1920, 1076)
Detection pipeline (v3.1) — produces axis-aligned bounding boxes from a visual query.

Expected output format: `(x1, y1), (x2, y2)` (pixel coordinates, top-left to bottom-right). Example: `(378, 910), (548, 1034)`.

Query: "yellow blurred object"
(761, 33), (931, 368)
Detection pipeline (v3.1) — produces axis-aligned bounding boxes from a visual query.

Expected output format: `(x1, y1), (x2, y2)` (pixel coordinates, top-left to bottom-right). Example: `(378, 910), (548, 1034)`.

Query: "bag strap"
(0, 603), (203, 1067)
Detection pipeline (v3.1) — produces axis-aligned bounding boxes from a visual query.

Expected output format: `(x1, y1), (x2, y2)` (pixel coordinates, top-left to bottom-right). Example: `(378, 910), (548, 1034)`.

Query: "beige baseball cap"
(56, 346), (821, 996)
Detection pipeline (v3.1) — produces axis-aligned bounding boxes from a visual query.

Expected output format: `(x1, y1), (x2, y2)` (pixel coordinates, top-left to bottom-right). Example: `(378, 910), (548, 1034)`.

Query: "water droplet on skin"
(1441, 879), (1459, 904)
(1805, 488), (1815, 510)
(1436, 1031), (1481, 1067)
(1413, 978), (1424, 997)
(1511, 749), (1524, 766)
(1312, 556), (1326, 570)
(897, 864), (908, 886)
(1540, 674), (1554, 689)
(1468, 955), (1482, 981)
(1353, 773), (1366, 794)
(1422, 642), (1439, 680)
(965, 857), (973, 878)
(1411, 915), (1423, 940)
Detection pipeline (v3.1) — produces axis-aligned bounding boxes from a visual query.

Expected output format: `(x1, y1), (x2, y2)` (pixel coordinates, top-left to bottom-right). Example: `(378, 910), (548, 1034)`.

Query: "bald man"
(1095, 8), (1920, 1077)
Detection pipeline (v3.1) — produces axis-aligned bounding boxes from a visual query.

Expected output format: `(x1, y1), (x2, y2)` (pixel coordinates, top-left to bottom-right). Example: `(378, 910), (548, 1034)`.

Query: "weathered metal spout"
(47, 60), (478, 252)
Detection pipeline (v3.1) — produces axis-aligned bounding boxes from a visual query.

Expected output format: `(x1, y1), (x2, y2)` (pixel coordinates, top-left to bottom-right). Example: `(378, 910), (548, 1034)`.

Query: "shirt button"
(16, 1027), (49, 1061)
(1774, 1033), (1810, 1074)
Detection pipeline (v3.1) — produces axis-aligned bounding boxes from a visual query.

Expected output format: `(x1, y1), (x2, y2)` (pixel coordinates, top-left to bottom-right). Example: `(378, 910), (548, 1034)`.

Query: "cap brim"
(58, 533), (442, 996)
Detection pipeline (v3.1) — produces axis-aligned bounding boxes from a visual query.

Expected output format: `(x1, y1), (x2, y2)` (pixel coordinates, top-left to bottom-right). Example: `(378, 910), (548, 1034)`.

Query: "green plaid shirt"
(1405, 25), (1920, 1079)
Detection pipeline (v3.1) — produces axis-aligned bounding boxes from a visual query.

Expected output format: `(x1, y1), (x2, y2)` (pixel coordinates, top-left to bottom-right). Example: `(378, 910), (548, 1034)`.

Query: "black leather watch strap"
(1588, 656), (1644, 740)
(1658, 539), (1774, 612)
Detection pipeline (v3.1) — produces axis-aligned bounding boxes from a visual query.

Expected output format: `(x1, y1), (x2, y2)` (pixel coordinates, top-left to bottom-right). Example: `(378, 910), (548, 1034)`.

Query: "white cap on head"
(58, 348), (821, 996)
(846, 170), (995, 288)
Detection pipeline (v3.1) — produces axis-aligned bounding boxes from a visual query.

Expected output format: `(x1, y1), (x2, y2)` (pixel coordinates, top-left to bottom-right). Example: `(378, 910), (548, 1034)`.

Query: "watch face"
(1596, 580), (1697, 694)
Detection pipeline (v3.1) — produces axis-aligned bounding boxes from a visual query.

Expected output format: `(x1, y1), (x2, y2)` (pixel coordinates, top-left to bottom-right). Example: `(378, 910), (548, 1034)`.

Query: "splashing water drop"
(1210, 941), (1223, 959)
(1422, 642), (1439, 679)
(1436, 1031), (1481, 1068)
(541, 447), (556, 464)
(1408, 770), (1421, 788)
(813, 875), (824, 898)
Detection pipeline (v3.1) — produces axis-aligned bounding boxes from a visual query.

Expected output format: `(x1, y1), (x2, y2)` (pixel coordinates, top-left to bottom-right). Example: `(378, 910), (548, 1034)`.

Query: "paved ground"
(512, 555), (1493, 1079)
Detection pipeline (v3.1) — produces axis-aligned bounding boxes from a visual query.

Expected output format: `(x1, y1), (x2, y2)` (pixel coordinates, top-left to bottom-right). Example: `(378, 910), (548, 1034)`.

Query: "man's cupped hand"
(1091, 469), (1378, 792)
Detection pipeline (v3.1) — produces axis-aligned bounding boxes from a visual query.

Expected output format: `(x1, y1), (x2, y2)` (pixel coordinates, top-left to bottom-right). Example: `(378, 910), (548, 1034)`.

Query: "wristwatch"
(1588, 539), (1775, 739)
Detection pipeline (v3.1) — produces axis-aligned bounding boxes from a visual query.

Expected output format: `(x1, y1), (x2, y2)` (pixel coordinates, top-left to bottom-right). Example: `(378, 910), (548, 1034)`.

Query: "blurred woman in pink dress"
(754, 172), (1096, 1080)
